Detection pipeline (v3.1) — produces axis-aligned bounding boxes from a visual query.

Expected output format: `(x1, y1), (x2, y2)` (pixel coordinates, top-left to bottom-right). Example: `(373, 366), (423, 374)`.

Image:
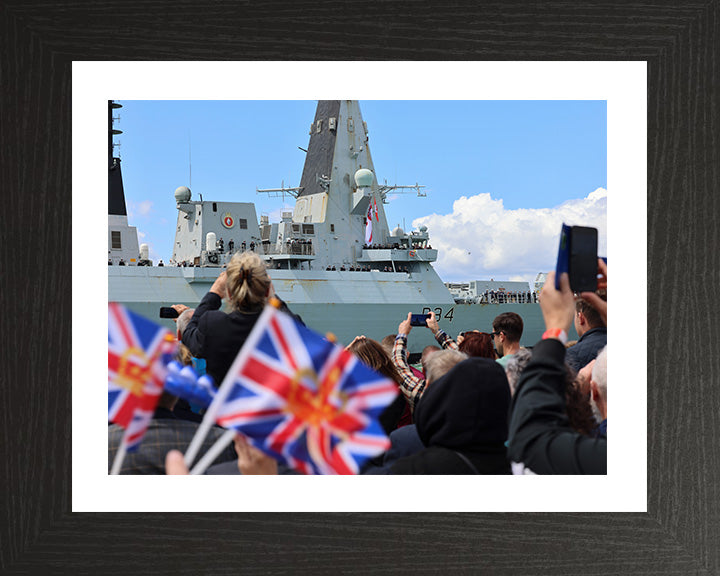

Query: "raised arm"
(392, 313), (427, 412)
(507, 271), (607, 474)
(426, 310), (459, 350)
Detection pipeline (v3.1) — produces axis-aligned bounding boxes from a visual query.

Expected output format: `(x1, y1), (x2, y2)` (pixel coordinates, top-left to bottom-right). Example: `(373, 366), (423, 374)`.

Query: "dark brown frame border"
(2, 2), (718, 574)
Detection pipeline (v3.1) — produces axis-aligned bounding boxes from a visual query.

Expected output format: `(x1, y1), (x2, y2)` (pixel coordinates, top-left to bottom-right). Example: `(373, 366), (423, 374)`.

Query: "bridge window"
(212, 202), (217, 212)
(302, 224), (314, 234)
(239, 218), (248, 229)
(111, 231), (121, 249)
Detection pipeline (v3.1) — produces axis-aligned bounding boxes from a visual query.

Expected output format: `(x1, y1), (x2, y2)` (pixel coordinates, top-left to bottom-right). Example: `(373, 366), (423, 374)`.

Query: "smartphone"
(159, 306), (179, 319)
(555, 224), (598, 293)
(568, 226), (598, 293)
(410, 313), (430, 327)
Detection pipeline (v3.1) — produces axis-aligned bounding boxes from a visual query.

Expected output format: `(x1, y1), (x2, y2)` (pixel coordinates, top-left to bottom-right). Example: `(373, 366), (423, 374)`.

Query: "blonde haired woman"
(181, 252), (301, 387)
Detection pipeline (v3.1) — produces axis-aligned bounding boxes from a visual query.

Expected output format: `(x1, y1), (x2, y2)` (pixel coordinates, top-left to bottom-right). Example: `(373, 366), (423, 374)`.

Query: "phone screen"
(159, 307), (179, 319)
(410, 314), (430, 326)
(569, 226), (598, 293)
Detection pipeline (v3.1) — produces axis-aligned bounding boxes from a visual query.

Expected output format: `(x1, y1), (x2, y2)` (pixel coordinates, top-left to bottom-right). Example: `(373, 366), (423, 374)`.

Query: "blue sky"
(116, 99), (606, 283)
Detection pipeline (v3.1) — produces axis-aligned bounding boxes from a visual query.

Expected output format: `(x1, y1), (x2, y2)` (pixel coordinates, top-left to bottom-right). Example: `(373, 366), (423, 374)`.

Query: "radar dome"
(391, 226), (404, 237)
(174, 186), (191, 203)
(354, 168), (374, 188)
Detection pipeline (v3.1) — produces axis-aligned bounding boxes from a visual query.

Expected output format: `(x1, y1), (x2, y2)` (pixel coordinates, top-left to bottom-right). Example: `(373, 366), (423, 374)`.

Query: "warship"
(108, 100), (551, 354)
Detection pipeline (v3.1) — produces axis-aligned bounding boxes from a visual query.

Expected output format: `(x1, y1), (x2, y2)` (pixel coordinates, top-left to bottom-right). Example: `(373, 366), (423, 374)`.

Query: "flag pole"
(110, 434), (128, 475)
(189, 429), (236, 475)
(184, 302), (279, 468)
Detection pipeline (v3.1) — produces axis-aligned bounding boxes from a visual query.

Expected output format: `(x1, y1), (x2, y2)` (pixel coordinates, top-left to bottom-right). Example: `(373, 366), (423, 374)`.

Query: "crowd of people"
(481, 290), (537, 304)
(110, 251), (608, 475)
(323, 264), (411, 273)
(362, 242), (433, 250)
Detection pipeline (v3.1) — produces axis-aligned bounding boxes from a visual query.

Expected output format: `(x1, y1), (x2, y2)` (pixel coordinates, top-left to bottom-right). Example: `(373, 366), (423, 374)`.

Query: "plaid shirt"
(434, 329), (459, 351)
(392, 329), (460, 411)
(108, 418), (236, 475)
(392, 334), (425, 412)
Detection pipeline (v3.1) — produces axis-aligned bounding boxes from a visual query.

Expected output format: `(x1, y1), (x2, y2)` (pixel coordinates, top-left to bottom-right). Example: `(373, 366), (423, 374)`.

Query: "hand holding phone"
(159, 307), (179, 319)
(410, 313), (431, 327)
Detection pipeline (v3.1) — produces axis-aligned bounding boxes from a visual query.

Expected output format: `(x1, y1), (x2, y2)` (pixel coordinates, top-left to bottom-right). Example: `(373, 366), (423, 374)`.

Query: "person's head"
(414, 357), (511, 450)
(590, 346), (607, 421)
(176, 308), (195, 339)
(492, 312), (523, 356)
(420, 345), (442, 372)
(225, 251), (271, 312)
(175, 308), (196, 366)
(503, 347), (532, 395)
(380, 334), (397, 355)
(423, 349), (468, 386)
(574, 297), (606, 337)
(347, 336), (402, 386)
(565, 366), (596, 436)
(458, 332), (496, 359)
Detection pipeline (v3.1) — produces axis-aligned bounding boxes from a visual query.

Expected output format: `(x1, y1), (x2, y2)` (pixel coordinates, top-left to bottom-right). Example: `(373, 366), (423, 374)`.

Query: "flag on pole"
(364, 201), (373, 244)
(206, 303), (398, 474)
(108, 303), (177, 451)
(373, 195), (379, 222)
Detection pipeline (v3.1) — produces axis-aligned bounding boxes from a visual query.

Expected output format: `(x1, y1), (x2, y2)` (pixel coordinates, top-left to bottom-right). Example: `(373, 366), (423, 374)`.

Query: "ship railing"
(477, 293), (539, 304)
(262, 243), (315, 256)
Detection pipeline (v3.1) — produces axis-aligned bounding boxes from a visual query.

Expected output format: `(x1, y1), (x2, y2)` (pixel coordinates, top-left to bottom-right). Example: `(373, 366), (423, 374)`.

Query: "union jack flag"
(108, 303), (177, 451)
(209, 304), (398, 474)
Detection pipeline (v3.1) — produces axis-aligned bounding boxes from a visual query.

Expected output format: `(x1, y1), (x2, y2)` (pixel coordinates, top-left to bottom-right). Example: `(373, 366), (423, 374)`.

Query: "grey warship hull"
(109, 265), (549, 352)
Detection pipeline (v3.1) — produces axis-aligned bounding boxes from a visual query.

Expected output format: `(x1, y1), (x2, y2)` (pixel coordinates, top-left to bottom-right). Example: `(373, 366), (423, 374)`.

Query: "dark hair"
(576, 297), (606, 328)
(380, 334), (397, 354)
(492, 312), (523, 343)
(458, 332), (496, 359)
(565, 365), (596, 435)
(347, 337), (402, 386)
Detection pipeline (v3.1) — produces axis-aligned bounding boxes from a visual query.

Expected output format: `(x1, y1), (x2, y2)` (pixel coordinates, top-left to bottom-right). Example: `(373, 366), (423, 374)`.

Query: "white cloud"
(127, 200), (153, 219)
(414, 188), (607, 283)
(137, 200), (153, 216)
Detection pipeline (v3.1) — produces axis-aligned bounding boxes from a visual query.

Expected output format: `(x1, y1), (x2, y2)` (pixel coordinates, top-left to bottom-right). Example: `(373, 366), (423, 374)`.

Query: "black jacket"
(389, 358), (512, 475)
(507, 338), (607, 474)
(182, 292), (301, 388)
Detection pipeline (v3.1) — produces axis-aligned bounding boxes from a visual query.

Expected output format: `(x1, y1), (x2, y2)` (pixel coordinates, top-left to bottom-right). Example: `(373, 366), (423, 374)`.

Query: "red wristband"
(542, 328), (568, 345)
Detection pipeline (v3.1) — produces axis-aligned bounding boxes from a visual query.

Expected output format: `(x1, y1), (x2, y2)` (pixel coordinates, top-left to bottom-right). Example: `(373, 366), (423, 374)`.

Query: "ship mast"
(108, 101), (127, 216)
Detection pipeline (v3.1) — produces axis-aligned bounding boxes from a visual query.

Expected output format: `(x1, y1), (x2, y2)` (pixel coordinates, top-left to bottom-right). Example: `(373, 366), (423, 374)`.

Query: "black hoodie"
(389, 358), (512, 475)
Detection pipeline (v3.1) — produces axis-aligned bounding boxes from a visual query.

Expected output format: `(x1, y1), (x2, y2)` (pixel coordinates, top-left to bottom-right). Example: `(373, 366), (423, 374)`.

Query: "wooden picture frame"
(2, 1), (717, 573)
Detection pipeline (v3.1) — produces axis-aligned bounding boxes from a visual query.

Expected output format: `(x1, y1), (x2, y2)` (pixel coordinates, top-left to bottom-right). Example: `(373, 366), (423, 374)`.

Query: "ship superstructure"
(169, 100), (434, 276)
(108, 101), (140, 266)
(108, 100), (552, 353)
